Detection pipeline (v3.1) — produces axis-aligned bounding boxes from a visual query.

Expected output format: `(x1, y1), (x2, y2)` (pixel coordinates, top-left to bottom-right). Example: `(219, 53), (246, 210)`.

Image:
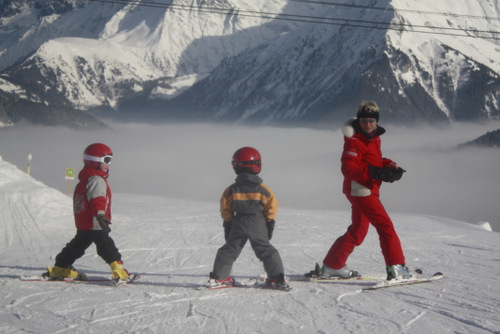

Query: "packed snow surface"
(0, 157), (499, 333)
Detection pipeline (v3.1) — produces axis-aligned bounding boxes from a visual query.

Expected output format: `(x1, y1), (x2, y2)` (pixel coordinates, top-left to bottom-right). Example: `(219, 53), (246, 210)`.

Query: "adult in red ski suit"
(322, 101), (408, 279)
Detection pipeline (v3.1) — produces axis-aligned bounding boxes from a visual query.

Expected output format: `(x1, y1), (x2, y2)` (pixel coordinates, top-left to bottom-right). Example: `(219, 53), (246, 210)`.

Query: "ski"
(112, 273), (141, 286)
(197, 281), (244, 291)
(20, 275), (108, 282)
(309, 275), (380, 282)
(20, 273), (141, 286)
(362, 272), (444, 291)
(306, 270), (422, 282)
(302, 263), (422, 283)
(290, 273), (381, 282)
(197, 277), (291, 292)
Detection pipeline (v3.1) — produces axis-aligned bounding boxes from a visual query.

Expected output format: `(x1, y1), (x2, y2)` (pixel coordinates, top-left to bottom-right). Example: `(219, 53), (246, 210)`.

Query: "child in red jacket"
(46, 143), (130, 283)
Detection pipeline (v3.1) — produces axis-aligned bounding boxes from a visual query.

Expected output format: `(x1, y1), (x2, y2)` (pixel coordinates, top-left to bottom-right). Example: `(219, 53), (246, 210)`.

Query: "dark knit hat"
(356, 101), (379, 122)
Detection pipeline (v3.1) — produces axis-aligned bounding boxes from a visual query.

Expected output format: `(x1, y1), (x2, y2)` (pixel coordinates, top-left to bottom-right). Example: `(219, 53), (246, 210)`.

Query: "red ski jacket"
(73, 167), (112, 230)
(341, 118), (394, 197)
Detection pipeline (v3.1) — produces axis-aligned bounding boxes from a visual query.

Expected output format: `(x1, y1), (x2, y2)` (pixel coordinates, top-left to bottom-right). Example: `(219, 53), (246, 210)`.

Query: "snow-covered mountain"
(1, 153), (499, 333)
(170, 0), (500, 125)
(0, 0), (499, 126)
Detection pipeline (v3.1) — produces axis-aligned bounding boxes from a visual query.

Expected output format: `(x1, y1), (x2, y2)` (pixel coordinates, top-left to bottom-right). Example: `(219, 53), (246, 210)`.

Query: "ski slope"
(0, 157), (498, 334)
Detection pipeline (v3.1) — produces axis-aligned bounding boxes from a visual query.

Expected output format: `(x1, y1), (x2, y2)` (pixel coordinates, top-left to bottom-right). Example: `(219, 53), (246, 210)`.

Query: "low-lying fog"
(1, 121), (499, 232)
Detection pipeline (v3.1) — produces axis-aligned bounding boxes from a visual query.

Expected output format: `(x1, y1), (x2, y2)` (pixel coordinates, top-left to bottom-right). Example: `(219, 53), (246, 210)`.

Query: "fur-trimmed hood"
(341, 118), (385, 139)
(342, 118), (357, 138)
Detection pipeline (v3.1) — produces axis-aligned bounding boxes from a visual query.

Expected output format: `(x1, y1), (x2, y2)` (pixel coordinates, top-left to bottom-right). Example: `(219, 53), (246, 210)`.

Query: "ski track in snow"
(1, 159), (500, 334)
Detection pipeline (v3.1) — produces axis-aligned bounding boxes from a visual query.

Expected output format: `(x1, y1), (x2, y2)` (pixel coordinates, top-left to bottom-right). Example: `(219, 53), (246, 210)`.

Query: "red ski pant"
(323, 194), (405, 269)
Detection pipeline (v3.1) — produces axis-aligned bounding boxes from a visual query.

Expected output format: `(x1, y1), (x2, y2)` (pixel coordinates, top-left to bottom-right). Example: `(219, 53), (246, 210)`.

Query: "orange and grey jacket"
(220, 173), (277, 223)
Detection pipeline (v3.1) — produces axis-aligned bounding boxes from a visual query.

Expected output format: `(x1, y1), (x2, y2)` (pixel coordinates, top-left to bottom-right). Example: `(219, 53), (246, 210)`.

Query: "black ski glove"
(96, 212), (111, 233)
(266, 220), (275, 240)
(368, 166), (406, 183)
(390, 167), (405, 182)
(223, 221), (231, 241)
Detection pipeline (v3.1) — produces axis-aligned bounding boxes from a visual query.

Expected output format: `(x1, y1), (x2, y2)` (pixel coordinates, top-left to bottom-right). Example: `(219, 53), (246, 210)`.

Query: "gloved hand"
(96, 211), (111, 233)
(223, 221), (231, 241)
(266, 220), (275, 240)
(368, 166), (406, 183)
(390, 167), (405, 182)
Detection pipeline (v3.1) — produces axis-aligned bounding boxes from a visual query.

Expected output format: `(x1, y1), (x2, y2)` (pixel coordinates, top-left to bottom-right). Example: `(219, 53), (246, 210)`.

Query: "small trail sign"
(65, 168), (75, 180)
(65, 168), (75, 196)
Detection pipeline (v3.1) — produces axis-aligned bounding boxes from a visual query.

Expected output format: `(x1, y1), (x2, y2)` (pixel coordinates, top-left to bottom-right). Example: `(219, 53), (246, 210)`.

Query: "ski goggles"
(83, 154), (113, 165)
(359, 118), (377, 124)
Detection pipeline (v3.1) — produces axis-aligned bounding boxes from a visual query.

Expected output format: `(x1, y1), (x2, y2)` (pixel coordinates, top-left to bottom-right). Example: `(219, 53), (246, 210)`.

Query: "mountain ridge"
(0, 0), (499, 127)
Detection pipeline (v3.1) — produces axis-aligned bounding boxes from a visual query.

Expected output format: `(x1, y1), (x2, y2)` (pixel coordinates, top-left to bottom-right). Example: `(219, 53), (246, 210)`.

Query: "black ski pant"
(55, 230), (122, 268)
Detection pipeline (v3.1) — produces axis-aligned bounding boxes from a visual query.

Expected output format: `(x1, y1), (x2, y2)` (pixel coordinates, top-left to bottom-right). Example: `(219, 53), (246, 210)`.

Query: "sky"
(0, 120), (499, 232)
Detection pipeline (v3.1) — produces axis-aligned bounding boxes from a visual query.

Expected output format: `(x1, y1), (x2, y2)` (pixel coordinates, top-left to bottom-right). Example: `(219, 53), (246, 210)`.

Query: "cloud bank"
(1, 121), (499, 232)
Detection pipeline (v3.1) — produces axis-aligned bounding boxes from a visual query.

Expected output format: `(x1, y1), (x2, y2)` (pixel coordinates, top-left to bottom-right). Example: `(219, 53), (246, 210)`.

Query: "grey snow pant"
(212, 215), (284, 280)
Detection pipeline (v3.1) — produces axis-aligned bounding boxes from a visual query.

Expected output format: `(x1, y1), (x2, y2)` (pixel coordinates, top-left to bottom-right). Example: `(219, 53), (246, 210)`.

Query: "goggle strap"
(233, 160), (261, 166)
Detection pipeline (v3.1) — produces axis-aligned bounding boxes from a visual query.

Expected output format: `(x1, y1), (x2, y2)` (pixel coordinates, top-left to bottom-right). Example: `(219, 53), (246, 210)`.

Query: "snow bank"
(476, 221), (493, 232)
(0, 158), (499, 334)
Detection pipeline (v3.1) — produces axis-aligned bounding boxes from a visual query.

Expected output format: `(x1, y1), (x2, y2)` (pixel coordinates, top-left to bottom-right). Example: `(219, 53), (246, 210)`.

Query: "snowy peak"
(386, 0), (500, 120)
(1, 0), (499, 126)
(160, 0), (500, 124)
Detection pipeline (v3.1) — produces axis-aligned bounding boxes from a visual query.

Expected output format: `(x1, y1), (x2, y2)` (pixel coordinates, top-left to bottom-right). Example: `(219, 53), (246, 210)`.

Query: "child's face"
(99, 163), (110, 174)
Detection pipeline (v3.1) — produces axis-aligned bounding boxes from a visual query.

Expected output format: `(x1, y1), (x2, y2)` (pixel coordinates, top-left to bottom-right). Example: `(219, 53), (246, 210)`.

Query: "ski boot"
(205, 272), (234, 288)
(306, 263), (359, 278)
(322, 264), (359, 278)
(45, 265), (87, 280)
(110, 260), (130, 284)
(386, 264), (411, 281)
(265, 273), (291, 290)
